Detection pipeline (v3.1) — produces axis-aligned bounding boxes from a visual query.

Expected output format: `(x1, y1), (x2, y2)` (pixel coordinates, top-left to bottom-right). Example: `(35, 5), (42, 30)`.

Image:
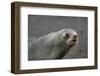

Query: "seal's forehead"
(60, 28), (77, 35)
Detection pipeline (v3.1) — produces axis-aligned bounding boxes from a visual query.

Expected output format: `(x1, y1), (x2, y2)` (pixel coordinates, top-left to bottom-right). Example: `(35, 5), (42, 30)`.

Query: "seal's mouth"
(71, 39), (77, 43)
(66, 39), (77, 45)
(72, 39), (76, 42)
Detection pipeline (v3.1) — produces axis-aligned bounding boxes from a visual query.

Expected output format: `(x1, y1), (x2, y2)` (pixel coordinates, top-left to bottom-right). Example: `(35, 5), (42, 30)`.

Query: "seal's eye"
(65, 33), (70, 38)
(63, 33), (70, 40)
(74, 35), (77, 38)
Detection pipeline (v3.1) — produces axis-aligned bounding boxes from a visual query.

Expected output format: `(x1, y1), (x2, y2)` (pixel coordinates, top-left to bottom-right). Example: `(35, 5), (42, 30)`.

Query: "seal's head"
(60, 28), (78, 46)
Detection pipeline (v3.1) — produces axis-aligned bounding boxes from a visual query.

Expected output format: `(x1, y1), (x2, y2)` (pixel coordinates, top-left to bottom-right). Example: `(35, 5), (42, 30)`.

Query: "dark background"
(28, 15), (88, 59)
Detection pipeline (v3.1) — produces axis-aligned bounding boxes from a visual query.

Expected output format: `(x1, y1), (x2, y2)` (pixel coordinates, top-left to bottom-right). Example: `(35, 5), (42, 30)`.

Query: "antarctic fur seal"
(28, 28), (78, 60)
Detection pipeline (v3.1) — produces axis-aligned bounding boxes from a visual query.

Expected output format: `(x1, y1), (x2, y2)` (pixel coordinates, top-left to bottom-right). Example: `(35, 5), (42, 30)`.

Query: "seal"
(28, 28), (78, 60)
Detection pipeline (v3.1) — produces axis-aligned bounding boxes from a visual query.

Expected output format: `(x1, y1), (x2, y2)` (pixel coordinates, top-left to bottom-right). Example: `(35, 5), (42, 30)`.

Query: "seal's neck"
(56, 44), (72, 59)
